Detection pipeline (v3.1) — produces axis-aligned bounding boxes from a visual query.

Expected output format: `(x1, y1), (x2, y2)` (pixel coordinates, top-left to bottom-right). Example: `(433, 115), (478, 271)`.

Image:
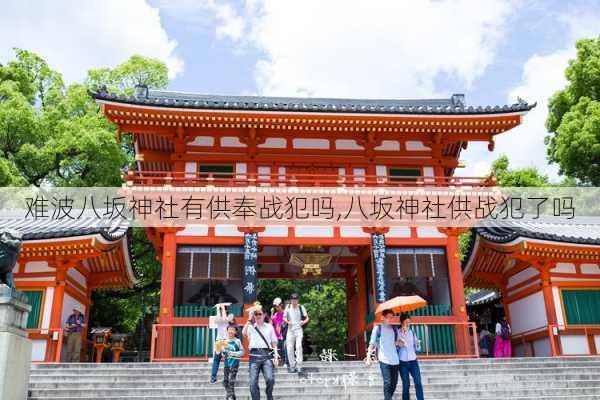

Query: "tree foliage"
(0, 49), (126, 186)
(86, 55), (168, 95)
(546, 38), (600, 186)
(491, 155), (550, 187)
(0, 49), (167, 349)
(258, 279), (347, 355)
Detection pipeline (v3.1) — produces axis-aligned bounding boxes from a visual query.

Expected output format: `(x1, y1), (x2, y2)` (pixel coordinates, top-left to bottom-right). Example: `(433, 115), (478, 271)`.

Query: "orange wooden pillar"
(157, 230), (177, 359)
(344, 269), (358, 357)
(46, 263), (68, 362)
(354, 248), (371, 358)
(539, 263), (560, 356)
(445, 232), (470, 355)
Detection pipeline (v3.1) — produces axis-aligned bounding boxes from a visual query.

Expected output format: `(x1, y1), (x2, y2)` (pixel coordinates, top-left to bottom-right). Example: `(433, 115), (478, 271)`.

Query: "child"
(223, 325), (244, 400)
(210, 303), (235, 384)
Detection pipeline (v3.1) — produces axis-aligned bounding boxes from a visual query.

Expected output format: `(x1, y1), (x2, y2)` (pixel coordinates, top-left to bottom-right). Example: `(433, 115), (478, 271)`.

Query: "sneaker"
(297, 367), (303, 374)
(210, 377), (217, 384)
(288, 367), (297, 373)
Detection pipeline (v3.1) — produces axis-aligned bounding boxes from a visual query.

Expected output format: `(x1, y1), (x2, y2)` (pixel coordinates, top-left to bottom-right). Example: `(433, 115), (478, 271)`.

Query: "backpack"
(500, 323), (510, 340)
(374, 324), (399, 351)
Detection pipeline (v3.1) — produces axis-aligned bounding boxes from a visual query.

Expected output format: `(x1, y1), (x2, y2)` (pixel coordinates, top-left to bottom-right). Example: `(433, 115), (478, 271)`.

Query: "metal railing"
(124, 171), (495, 188)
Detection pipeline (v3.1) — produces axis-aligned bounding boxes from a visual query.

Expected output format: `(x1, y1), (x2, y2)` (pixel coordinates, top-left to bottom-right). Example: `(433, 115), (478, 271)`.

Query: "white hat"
(272, 297), (282, 306)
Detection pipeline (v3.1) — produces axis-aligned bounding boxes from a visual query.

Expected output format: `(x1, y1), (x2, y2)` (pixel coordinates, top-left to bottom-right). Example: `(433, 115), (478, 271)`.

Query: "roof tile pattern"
(475, 220), (600, 245)
(0, 216), (128, 241)
(92, 89), (535, 115)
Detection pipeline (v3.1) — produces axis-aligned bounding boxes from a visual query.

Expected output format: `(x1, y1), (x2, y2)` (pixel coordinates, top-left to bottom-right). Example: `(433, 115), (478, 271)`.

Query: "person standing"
(222, 325), (244, 400)
(270, 298), (287, 368)
(283, 293), (309, 373)
(478, 326), (492, 357)
(494, 316), (512, 358)
(398, 313), (424, 400)
(242, 306), (279, 400)
(366, 309), (400, 400)
(211, 303), (235, 384)
(64, 307), (86, 362)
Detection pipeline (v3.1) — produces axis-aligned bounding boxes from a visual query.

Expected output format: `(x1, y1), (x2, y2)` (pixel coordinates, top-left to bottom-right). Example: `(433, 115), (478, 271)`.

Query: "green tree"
(0, 50), (167, 355)
(86, 55), (168, 95)
(546, 38), (600, 186)
(491, 155), (550, 187)
(258, 279), (348, 356)
(0, 49), (126, 186)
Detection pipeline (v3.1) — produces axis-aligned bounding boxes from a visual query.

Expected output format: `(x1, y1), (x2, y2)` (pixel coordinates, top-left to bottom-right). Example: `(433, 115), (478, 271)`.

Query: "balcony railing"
(124, 171), (495, 188)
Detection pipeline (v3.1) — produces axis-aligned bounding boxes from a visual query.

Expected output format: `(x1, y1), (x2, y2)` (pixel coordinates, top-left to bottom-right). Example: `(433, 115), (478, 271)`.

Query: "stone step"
(27, 378), (600, 392)
(29, 366), (600, 377)
(31, 358), (600, 367)
(28, 371), (600, 385)
(30, 359), (600, 369)
(27, 383), (600, 397)
(28, 358), (600, 400)
(27, 395), (600, 400)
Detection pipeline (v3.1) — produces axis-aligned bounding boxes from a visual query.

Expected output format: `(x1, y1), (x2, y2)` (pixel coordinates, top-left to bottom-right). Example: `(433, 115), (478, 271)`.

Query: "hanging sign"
(243, 232), (258, 303)
(371, 233), (388, 303)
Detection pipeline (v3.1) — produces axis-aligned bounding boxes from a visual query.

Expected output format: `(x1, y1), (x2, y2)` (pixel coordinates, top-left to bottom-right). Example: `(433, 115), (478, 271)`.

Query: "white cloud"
(154, 0), (247, 41)
(0, 0), (183, 83)
(239, 0), (515, 98)
(462, 8), (600, 181)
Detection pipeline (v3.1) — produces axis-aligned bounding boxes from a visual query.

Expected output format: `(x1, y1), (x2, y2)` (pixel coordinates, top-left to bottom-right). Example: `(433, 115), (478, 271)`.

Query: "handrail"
(124, 171), (494, 188)
(547, 323), (600, 357)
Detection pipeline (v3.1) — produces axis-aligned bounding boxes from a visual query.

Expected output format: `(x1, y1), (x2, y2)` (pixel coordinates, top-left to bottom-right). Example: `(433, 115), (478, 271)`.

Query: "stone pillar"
(0, 286), (32, 400)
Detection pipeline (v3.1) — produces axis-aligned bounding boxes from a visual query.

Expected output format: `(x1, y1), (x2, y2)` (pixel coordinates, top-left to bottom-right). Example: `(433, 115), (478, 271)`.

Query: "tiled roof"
(92, 88), (536, 115)
(0, 214), (129, 241)
(466, 289), (500, 306)
(473, 219), (600, 246)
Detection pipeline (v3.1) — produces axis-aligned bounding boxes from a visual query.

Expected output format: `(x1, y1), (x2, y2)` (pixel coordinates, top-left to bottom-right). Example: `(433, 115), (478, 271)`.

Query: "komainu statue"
(0, 228), (22, 288)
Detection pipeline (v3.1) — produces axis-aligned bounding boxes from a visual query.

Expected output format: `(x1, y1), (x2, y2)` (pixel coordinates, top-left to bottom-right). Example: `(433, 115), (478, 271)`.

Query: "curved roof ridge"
(91, 88), (535, 116)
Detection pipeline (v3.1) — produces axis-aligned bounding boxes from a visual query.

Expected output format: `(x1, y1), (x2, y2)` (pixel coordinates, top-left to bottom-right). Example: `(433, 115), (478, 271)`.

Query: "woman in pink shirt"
(270, 298), (287, 367)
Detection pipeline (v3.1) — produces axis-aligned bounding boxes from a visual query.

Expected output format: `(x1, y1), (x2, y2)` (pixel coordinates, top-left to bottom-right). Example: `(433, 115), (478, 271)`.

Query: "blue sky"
(2, 0), (600, 179)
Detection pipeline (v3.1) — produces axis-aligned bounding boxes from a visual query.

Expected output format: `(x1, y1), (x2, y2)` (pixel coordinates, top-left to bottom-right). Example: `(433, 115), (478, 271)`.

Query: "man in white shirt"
(283, 293), (309, 373)
(367, 309), (400, 400)
(242, 306), (279, 400)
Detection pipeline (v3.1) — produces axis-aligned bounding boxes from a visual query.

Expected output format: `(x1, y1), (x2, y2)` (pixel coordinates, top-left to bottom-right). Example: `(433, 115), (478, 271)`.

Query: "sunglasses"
(254, 312), (263, 316)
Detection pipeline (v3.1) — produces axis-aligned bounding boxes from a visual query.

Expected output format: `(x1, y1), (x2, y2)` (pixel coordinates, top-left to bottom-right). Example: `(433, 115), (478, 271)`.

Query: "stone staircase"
(29, 357), (600, 399)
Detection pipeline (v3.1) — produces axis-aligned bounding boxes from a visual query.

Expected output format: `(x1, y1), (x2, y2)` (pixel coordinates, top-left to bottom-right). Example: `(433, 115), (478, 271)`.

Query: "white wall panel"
(293, 139), (329, 149)
(508, 267), (538, 288)
(258, 138), (287, 148)
(31, 340), (47, 362)
(508, 291), (547, 335)
(560, 335), (589, 355)
(25, 261), (53, 273)
(552, 263), (576, 273)
(533, 338), (551, 357)
(295, 226), (334, 237)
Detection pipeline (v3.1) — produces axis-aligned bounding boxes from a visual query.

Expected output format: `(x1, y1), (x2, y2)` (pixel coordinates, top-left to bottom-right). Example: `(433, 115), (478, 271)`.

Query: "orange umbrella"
(375, 295), (427, 316)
